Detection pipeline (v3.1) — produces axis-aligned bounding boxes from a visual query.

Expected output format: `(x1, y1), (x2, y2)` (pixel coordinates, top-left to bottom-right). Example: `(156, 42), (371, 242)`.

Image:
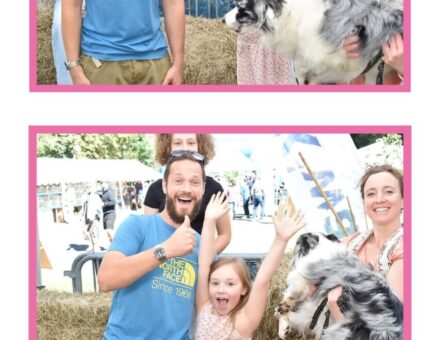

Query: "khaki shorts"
(80, 54), (171, 85)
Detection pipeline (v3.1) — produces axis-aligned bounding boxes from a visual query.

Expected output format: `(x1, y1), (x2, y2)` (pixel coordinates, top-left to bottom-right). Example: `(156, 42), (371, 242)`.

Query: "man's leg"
(136, 55), (171, 84)
(243, 197), (250, 217)
(103, 212), (116, 243)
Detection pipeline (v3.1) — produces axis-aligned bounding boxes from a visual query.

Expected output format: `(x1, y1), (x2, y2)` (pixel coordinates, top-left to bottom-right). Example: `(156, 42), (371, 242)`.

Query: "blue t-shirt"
(103, 214), (200, 340)
(81, 0), (168, 61)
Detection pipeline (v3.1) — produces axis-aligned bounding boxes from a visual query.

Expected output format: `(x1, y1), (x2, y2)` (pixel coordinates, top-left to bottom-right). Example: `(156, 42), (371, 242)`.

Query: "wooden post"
(298, 152), (349, 237)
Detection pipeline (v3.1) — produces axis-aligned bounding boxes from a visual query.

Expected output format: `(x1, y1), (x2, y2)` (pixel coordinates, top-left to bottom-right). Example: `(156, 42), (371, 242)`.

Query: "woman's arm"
(387, 258), (403, 301)
(144, 206), (159, 214)
(195, 193), (230, 312)
(236, 206), (305, 336)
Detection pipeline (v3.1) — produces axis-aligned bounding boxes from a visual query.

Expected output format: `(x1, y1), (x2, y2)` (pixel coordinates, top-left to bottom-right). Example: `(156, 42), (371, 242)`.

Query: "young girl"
(194, 192), (305, 339)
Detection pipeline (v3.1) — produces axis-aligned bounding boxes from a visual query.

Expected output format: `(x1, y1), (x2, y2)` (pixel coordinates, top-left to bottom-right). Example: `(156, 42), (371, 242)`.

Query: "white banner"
(275, 134), (366, 238)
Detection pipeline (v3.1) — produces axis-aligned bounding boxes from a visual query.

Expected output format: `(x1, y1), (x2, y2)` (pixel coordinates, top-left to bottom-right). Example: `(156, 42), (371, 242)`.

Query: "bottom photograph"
(29, 126), (410, 340)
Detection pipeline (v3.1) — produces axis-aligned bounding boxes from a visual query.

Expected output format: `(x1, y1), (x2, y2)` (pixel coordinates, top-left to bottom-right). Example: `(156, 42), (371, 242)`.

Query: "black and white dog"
(223, 0), (403, 84)
(275, 232), (403, 339)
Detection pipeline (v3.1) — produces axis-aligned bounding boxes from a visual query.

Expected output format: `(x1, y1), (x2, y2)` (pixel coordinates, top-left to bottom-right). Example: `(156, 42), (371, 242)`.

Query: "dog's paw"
(275, 301), (291, 318)
(278, 315), (291, 340)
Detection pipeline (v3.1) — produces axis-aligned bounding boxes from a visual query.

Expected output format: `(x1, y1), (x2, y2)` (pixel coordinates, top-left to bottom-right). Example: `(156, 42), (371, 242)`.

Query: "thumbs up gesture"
(163, 215), (196, 258)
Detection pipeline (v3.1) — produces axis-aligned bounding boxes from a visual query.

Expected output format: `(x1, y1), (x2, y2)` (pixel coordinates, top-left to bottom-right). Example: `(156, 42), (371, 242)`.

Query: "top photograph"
(31, 0), (409, 92)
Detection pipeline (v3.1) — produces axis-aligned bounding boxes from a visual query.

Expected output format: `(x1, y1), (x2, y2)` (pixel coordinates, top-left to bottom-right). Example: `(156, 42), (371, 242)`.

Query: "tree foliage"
(350, 134), (403, 148)
(37, 134), (154, 166)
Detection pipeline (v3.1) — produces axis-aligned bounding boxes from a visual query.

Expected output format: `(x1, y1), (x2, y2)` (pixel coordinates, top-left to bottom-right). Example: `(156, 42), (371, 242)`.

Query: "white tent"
(205, 145), (256, 173)
(37, 158), (160, 185)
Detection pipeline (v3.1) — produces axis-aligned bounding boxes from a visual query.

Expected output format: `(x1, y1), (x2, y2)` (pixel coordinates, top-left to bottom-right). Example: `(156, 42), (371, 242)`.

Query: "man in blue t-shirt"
(98, 152), (207, 339)
(62, 0), (184, 85)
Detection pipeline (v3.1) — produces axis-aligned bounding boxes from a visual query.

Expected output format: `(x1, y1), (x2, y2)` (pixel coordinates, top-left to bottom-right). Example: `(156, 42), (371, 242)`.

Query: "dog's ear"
(325, 234), (340, 243)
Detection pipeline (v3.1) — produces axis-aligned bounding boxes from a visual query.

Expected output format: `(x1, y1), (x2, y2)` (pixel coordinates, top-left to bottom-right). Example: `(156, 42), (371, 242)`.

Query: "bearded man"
(98, 151), (209, 339)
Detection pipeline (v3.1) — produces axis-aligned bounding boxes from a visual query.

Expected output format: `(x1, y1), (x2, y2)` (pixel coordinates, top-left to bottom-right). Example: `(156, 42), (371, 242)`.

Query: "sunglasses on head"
(169, 150), (205, 164)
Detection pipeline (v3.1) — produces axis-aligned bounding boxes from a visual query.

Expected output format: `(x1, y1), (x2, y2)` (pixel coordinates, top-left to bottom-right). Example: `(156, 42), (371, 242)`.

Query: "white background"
(0, 1), (438, 338)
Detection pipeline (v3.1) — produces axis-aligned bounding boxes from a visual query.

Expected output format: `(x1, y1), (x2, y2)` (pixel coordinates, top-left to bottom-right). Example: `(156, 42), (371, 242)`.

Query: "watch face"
(154, 246), (166, 262)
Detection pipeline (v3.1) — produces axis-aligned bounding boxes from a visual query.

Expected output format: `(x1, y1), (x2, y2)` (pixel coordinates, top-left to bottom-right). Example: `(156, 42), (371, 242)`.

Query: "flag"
(276, 134), (365, 238)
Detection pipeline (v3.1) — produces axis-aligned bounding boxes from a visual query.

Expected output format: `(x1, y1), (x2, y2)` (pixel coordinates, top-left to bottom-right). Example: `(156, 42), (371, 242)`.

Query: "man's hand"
(162, 64), (184, 85)
(69, 66), (91, 85)
(163, 215), (196, 258)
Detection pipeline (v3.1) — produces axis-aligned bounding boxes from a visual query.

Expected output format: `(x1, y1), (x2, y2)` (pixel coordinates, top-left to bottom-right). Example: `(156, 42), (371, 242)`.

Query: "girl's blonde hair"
(209, 257), (252, 325)
(154, 134), (216, 166)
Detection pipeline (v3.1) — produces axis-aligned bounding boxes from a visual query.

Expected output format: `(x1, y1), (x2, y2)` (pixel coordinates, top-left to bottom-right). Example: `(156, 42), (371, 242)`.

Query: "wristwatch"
(153, 245), (167, 263)
(64, 59), (81, 70)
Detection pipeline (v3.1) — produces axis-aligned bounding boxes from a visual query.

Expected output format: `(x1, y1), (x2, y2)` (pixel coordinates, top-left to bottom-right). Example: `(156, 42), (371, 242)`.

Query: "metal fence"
(64, 252), (264, 293)
(161, 0), (235, 19)
(186, 0), (236, 18)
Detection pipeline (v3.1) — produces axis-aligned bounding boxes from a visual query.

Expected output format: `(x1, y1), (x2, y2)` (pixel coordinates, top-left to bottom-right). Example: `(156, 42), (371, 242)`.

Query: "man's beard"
(165, 193), (202, 224)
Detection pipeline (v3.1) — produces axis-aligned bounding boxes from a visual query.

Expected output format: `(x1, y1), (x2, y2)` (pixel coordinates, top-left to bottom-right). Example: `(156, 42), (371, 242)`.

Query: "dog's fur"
(224, 0), (403, 84)
(275, 232), (403, 339)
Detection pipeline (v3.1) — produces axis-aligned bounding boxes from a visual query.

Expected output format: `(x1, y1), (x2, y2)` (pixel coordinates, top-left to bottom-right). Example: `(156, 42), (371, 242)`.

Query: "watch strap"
(64, 59), (81, 70)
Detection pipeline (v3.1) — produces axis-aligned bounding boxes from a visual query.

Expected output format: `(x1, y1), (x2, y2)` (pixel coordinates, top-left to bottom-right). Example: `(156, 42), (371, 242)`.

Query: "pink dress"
(237, 29), (296, 85)
(194, 301), (252, 340)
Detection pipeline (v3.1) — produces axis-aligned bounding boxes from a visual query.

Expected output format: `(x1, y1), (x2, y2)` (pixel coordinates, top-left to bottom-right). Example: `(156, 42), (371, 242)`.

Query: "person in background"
(100, 181), (117, 243)
(144, 134), (231, 254)
(82, 184), (103, 251)
(227, 180), (241, 219)
(251, 177), (265, 222)
(240, 177), (251, 219)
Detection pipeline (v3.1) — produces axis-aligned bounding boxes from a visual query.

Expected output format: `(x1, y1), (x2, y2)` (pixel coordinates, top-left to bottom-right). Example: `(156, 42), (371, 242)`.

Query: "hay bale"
(37, 254), (311, 339)
(37, 289), (111, 340)
(36, 4), (237, 85)
(184, 16), (237, 85)
(37, 0), (56, 85)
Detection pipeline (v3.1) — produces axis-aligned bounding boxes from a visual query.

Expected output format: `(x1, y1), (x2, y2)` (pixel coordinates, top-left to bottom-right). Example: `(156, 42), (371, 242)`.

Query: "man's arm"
(161, 0), (185, 84)
(98, 249), (163, 292)
(62, 0), (90, 84)
(98, 216), (196, 292)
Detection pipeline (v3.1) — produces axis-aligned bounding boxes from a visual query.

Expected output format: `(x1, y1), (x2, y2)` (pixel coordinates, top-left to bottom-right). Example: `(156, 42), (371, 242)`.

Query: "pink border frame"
(29, 1), (411, 92)
(29, 125), (411, 339)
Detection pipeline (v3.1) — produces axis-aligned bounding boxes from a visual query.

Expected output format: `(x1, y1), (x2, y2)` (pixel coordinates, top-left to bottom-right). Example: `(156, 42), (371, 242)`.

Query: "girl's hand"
(272, 203), (306, 242)
(204, 191), (230, 222)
